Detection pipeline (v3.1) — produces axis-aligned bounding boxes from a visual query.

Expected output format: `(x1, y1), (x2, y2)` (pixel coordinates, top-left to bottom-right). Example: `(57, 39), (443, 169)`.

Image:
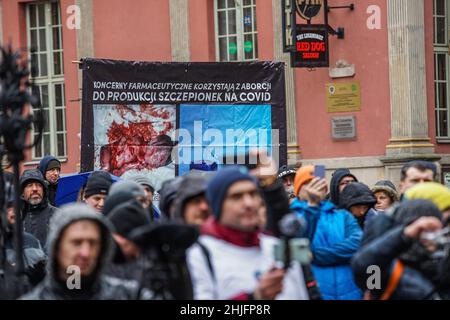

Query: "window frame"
(26, 0), (67, 159)
(214, 0), (258, 62)
(434, 0), (450, 142)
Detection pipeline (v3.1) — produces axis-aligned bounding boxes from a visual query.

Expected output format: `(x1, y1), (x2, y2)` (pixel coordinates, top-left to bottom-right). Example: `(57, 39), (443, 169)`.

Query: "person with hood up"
(352, 199), (450, 300)
(362, 182), (450, 248)
(339, 182), (377, 230)
(102, 180), (147, 216)
(4, 183), (47, 289)
(172, 172), (211, 226)
(371, 180), (399, 211)
(21, 169), (58, 248)
(124, 174), (159, 220)
(104, 199), (152, 282)
(20, 203), (155, 300)
(158, 177), (183, 220)
(187, 166), (308, 300)
(329, 168), (358, 206)
(290, 165), (362, 300)
(38, 155), (61, 207)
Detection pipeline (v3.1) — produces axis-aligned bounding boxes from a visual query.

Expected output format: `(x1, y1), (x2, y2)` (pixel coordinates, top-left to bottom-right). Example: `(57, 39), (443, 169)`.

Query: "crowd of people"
(1, 152), (450, 300)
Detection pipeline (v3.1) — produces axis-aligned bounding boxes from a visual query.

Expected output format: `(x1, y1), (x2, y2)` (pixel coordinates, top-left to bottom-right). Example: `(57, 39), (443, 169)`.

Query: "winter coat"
(104, 241), (144, 282)
(38, 155), (60, 207)
(20, 169), (58, 248)
(351, 199), (450, 300)
(339, 182), (377, 229)
(20, 203), (154, 300)
(329, 168), (358, 206)
(22, 202), (58, 251)
(290, 199), (362, 300)
(351, 226), (443, 299)
(5, 229), (47, 286)
(187, 218), (309, 300)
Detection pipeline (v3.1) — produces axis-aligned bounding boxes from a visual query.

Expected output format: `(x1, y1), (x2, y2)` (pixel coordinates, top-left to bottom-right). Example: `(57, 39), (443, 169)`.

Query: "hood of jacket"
(158, 176), (183, 219)
(329, 168), (358, 206)
(45, 203), (114, 291)
(20, 169), (49, 208)
(38, 155), (60, 177)
(339, 182), (376, 211)
(102, 180), (145, 216)
(173, 173), (208, 221)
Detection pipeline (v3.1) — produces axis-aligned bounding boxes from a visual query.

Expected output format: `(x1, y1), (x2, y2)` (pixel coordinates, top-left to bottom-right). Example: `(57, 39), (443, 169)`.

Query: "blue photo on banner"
(178, 104), (272, 176)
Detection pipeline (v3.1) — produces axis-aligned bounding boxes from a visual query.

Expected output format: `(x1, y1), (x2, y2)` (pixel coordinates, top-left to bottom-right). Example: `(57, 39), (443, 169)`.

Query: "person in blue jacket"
(291, 165), (363, 300)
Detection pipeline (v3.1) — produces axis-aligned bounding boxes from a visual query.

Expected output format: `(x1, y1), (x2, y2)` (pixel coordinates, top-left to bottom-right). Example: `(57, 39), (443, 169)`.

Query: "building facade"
(1, 0), (449, 188)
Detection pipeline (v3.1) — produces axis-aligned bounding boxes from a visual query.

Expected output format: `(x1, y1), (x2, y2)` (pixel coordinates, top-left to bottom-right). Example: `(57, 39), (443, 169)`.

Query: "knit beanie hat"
(371, 180), (399, 202)
(84, 171), (113, 198)
(205, 166), (257, 219)
(293, 165), (315, 196)
(107, 199), (151, 239)
(404, 182), (450, 212)
(46, 159), (61, 171)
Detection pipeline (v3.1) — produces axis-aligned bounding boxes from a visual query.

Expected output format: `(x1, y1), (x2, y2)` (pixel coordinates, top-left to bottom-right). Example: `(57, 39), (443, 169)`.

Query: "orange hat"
(294, 165), (315, 196)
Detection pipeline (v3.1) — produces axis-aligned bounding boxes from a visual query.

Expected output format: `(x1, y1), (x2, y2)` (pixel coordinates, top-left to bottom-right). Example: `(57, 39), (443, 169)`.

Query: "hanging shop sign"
(295, 0), (323, 20)
(282, 0), (353, 68)
(292, 24), (329, 68)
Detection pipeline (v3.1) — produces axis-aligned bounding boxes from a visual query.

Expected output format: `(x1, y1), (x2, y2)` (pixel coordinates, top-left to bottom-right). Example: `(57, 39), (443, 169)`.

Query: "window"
(433, 0), (450, 140)
(215, 0), (258, 61)
(27, 1), (67, 158)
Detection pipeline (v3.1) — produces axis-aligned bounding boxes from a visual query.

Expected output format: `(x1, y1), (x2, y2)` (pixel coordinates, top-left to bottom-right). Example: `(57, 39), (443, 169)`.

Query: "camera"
(421, 226), (450, 246)
(274, 238), (312, 265)
(130, 223), (199, 300)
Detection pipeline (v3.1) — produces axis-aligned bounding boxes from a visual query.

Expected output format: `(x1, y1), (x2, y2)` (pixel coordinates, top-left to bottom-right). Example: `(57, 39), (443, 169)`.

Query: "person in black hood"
(38, 155), (61, 207)
(173, 172), (211, 225)
(339, 182), (377, 229)
(351, 199), (450, 300)
(20, 203), (154, 300)
(20, 169), (58, 249)
(102, 180), (147, 216)
(329, 168), (358, 206)
(124, 174), (159, 220)
(5, 186), (47, 285)
(104, 199), (152, 282)
(158, 177), (183, 220)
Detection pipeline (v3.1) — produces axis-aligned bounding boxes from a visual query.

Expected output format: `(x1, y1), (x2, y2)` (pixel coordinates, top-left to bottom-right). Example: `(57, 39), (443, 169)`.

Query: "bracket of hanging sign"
(324, 0), (354, 39)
